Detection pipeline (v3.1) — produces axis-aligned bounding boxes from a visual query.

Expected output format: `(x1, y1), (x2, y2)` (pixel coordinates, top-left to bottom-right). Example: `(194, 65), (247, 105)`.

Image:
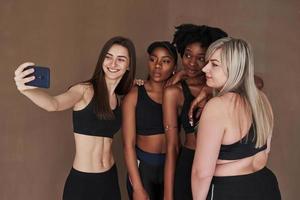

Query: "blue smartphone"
(24, 66), (50, 88)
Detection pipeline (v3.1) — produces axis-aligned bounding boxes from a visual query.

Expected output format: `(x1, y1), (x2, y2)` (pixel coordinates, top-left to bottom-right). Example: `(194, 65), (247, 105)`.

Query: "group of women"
(14, 24), (281, 200)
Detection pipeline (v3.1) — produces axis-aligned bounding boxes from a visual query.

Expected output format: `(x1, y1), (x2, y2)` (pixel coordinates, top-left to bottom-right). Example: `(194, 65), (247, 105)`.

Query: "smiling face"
(148, 47), (176, 83)
(202, 48), (228, 90)
(181, 42), (206, 78)
(102, 44), (130, 81)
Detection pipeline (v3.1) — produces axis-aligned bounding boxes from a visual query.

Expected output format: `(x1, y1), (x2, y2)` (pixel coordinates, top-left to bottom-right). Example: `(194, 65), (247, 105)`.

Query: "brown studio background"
(1, 0), (299, 199)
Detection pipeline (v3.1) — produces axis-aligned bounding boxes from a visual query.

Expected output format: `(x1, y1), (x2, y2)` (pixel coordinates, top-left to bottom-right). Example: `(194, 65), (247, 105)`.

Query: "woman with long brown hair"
(13, 36), (136, 200)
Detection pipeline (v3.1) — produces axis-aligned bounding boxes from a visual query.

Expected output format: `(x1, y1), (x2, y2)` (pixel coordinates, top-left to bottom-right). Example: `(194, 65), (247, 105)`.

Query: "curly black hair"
(172, 24), (228, 57)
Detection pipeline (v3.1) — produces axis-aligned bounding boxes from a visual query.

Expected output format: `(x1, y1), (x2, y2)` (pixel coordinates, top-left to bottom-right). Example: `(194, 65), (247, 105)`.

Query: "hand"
(188, 88), (211, 126)
(14, 62), (37, 92)
(134, 79), (145, 86)
(133, 188), (149, 200)
(165, 70), (186, 87)
(254, 75), (264, 90)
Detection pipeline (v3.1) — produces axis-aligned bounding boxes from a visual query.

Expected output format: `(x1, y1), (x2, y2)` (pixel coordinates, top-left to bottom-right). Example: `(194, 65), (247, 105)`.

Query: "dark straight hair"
(87, 36), (136, 119)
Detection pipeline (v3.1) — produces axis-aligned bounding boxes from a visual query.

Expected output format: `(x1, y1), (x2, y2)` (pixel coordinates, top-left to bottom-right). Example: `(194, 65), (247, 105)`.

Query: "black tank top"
(72, 96), (121, 138)
(179, 80), (196, 134)
(135, 85), (164, 135)
(218, 124), (267, 160)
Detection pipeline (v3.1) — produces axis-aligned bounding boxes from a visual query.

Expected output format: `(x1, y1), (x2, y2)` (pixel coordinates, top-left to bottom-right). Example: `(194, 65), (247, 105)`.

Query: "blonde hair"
(205, 37), (273, 147)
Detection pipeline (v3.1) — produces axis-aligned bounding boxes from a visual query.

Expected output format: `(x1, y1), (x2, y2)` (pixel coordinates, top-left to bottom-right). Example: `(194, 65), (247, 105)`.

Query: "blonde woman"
(191, 38), (281, 199)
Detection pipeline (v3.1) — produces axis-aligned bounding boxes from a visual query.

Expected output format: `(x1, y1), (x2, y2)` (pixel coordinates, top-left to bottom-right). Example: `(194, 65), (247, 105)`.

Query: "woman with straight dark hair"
(191, 37), (281, 199)
(13, 36), (136, 200)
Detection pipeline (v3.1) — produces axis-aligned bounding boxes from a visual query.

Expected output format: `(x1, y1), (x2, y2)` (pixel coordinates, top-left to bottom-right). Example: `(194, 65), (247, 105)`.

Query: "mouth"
(186, 68), (200, 74)
(107, 67), (120, 73)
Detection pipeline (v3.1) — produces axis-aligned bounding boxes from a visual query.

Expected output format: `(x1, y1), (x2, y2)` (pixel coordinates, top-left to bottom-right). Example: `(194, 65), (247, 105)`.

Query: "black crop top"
(73, 96), (121, 138)
(179, 80), (196, 134)
(218, 124), (267, 160)
(135, 85), (164, 135)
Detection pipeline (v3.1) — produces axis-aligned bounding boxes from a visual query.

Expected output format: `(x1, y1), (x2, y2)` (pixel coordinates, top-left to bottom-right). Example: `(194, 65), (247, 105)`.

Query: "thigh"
(174, 149), (194, 200)
(100, 165), (121, 200)
(63, 169), (85, 200)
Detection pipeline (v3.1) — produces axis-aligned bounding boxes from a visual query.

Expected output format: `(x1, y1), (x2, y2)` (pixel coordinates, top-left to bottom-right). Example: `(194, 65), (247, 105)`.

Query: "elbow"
(45, 99), (59, 112)
(191, 167), (213, 184)
(123, 143), (135, 154)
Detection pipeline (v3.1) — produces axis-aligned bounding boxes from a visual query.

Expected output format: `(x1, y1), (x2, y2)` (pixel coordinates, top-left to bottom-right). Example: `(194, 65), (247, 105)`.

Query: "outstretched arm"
(14, 62), (84, 111)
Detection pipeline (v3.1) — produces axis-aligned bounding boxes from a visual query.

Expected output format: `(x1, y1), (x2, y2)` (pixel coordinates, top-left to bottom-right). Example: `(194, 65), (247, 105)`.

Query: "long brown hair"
(87, 36), (136, 119)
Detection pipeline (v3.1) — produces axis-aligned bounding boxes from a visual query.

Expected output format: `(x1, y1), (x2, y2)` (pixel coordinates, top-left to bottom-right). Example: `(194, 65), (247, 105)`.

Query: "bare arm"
(188, 86), (212, 126)
(191, 98), (225, 200)
(14, 62), (84, 111)
(165, 69), (187, 87)
(122, 87), (149, 200)
(163, 86), (181, 200)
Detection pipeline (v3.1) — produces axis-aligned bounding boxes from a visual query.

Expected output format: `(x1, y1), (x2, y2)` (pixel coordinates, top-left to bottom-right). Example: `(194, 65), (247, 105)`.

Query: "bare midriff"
(183, 133), (196, 150)
(137, 133), (166, 153)
(73, 133), (115, 173)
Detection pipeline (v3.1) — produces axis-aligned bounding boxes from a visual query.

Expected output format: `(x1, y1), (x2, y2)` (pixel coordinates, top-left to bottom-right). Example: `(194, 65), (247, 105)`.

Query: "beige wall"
(1, 0), (299, 199)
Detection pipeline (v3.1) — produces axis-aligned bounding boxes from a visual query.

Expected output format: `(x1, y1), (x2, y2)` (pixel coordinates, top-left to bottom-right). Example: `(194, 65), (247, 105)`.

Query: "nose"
(155, 60), (162, 69)
(202, 62), (209, 73)
(189, 57), (197, 67)
(111, 58), (118, 68)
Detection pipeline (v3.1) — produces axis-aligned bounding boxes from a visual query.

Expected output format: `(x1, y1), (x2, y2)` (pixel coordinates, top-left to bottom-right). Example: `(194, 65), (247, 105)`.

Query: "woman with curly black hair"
(163, 24), (227, 200)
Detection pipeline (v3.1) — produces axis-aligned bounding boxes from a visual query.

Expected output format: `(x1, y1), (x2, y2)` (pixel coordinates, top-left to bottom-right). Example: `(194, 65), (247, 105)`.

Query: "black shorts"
(206, 167), (281, 200)
(174, 146), (195, 200)
(63, 164), (121, 200)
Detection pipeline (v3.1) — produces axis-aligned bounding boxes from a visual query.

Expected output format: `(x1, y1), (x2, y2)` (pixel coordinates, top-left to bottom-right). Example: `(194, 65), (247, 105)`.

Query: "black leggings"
(206, 167), (281, 200)
(63, 165), (121, 200)
(127, 147), (165, 200)
(174, 146), (195, 200)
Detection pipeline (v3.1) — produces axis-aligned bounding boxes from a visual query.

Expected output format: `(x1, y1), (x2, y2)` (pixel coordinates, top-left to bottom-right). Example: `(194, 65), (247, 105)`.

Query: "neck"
(186, 74), (206, 86)
(105, 77), (121, 96)
(147, 80), (165, 92)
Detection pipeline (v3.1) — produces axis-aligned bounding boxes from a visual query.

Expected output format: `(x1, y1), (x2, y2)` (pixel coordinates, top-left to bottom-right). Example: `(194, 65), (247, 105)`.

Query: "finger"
(17, 85), (37, 91)
(15, 62), (35, 75)
(21, 75), (35, 84)
(195, 109), (202, 119)
(165, 79), (171, 87)
(16, 67), (35, 80)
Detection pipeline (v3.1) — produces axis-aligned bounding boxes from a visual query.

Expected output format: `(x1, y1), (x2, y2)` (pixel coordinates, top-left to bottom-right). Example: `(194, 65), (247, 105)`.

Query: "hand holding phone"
(24, 66), (50, 88)
(14, 62), (50, 92)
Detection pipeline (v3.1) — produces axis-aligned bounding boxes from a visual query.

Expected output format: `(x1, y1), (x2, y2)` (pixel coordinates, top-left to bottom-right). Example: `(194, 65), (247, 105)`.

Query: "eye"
(184, 53), (191, 59)
(149, 56), (157, 62)
(117, 58), (126, 62)
(162, 59), (171, 64)
(105, 55), (112, 59)
(198, 57), (205, 62)
(212, 63), (218, 67)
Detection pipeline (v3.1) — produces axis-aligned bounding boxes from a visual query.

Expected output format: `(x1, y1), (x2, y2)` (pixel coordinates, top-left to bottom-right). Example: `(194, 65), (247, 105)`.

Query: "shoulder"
(203, 96), (226, 114)
(164, 83), (182, 96)
(69, 82), (92, 95)
(201, 94), (236, 121)
(122, 85), (138, 106)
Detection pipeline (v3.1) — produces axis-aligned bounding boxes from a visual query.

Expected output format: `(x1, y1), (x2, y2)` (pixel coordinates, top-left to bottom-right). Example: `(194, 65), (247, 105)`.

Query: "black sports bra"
(72, 96), (121, 138)
(218, 124), (267, 160)
(179, 80), (196, 134)
(135, 85), (164, 135)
